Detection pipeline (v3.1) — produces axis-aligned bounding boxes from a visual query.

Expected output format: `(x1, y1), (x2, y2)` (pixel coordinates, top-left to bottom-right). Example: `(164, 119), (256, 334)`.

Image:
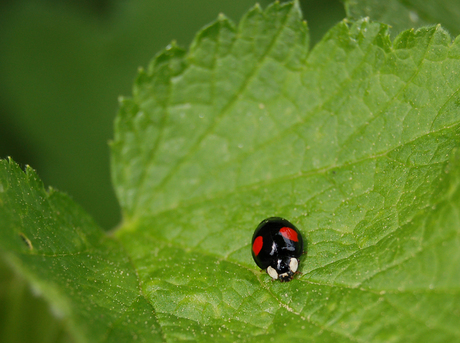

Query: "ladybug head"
(266, 257), (299, 282)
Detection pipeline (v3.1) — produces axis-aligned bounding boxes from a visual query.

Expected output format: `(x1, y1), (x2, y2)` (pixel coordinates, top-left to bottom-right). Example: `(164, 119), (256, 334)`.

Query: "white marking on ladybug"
(289, 258), (298, 273)
(267, 266), (279, 280)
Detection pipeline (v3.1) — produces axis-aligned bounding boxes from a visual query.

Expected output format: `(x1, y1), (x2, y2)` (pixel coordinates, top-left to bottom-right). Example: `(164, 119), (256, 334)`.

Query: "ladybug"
(251, 217), (304, 282)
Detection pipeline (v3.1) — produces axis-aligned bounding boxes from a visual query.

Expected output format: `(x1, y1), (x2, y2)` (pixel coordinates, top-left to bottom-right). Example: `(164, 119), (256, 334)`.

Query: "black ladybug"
(251, 217), (304, 282)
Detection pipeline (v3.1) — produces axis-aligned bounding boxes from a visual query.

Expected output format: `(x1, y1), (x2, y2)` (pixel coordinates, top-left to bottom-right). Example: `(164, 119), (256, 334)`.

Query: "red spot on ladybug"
(279, 227), (299, 242)
(252, 236), (263, 256)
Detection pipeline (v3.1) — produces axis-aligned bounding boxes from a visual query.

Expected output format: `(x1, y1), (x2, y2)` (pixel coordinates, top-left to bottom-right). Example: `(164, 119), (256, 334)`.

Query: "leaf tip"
(217, 12), (227, 21)
(166, 40), (179, 50)
(293, 0), (302, 12)
(253, 2), (262, 10)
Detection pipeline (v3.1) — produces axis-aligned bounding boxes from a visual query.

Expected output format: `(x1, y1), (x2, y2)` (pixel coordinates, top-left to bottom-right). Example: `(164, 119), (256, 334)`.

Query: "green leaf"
(2, 1), (460, 342)
(344, 0), (460, 38)
(0, 159), (164, 342)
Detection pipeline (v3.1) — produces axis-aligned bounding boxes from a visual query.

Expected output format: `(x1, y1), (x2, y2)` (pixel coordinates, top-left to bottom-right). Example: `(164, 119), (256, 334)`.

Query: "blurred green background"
(0, 0), (344, 342)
